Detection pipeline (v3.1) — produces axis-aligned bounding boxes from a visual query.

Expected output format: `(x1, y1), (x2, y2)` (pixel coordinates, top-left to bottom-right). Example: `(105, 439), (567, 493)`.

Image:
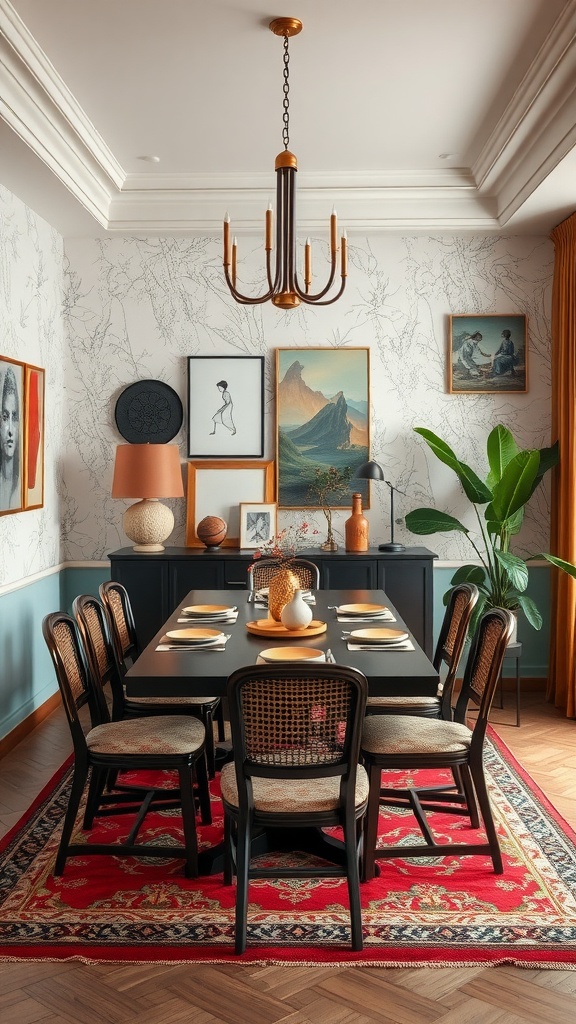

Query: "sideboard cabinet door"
(109, 556), (170, 648)
(378, 558), (433, 657)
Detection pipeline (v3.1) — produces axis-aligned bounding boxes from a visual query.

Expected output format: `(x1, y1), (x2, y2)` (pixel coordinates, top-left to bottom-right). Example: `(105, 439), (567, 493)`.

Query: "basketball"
(197, 516), (227, 549)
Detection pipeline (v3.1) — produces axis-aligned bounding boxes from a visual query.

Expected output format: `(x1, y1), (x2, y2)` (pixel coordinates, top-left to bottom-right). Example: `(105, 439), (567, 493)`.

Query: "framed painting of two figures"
(449, 315), (528, 394)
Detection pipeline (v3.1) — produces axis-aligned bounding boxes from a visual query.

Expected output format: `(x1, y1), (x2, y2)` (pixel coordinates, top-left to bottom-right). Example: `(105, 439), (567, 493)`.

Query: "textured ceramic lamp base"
(123, 498), (174, 553)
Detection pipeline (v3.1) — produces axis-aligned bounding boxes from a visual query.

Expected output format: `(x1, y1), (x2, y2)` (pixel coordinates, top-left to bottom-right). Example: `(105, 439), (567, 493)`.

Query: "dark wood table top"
(124, 589), (439, 699)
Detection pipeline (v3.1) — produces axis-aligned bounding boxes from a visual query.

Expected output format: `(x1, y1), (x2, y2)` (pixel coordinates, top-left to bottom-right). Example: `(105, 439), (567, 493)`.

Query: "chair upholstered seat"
(221, 761), (369, 814)
(366, 695), (440, 709)
(86, 715), (206, 756)
(129, 695), (218, 708)
(362, 716), (472, 756)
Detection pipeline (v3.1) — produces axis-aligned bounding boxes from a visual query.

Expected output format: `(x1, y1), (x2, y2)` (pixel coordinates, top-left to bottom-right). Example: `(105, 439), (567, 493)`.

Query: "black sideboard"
(108, 546), (437, 658)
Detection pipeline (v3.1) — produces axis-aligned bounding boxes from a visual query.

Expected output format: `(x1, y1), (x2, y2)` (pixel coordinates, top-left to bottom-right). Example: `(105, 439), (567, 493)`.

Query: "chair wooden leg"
(234, 819), (252, 955)
(216, 700), (226, 742)
(83, 766), (107, 828)
(470, 761), (503, 874)
(54, 764), (87, 876)
(343, 809), (363, 951)
(178, 767), (199, 879)
(223, 811), (234, 886)
(362, 760), (382, 882)
(460, 763), (480, 828)
(195, 752), (212, 825)
(202, 707), (216, 780)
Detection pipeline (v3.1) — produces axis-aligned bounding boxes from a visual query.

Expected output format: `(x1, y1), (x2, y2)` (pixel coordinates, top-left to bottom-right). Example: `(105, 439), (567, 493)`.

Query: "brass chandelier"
(223, 17), (347, 309)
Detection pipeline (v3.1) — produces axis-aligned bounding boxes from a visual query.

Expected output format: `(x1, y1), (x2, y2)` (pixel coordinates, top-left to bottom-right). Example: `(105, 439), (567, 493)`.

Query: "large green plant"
(405, 425), (576, 630)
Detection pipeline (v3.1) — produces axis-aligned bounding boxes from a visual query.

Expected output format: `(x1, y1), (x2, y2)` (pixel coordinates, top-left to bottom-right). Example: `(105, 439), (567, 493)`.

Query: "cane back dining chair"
(98, 581), (224, 770)
(361, 607), (514, 880)
(366, 583), (479, 719)
(247, 557), (320, 595)
(76, 591), (221, 778)
(221, 663), (369, 954)
(42, 610), (211, 877)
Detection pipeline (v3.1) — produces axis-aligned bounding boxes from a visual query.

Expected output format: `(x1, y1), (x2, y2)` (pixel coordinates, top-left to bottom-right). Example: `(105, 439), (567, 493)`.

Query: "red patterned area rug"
(1, 729), (575, 968)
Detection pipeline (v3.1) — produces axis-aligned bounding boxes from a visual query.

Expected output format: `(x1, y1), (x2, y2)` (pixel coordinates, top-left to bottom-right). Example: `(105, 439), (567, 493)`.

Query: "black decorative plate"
(115, 380), (183, 443)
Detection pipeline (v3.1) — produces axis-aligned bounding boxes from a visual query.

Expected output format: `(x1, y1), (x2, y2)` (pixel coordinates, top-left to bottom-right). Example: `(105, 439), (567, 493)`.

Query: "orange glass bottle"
(345, 493), (369, 552)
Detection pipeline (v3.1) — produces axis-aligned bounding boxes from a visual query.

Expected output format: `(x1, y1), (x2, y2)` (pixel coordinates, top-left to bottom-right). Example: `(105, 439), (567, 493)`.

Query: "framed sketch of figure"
(187, 356), (264, 458)
(0, 356), (25, 515)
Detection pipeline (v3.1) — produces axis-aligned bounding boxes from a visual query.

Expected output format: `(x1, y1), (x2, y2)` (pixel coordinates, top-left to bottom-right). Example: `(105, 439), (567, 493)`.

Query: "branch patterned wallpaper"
(63, 232), (554, 563)
(0, 186), (65, 588)
(0, 183), (555, 587)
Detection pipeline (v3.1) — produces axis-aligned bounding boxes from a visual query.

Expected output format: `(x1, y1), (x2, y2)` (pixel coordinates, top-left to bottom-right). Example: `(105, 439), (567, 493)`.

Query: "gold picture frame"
(186, 461), (275, 547)
(24, 364), (45, 510)
(448, 314), (528, 394)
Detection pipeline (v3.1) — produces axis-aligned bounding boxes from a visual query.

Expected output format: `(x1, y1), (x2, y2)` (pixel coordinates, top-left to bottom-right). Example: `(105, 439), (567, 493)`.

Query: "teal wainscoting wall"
(0, 562), (551, 743)
(0, 564), (111, 743)
(433, 565), (551, 678)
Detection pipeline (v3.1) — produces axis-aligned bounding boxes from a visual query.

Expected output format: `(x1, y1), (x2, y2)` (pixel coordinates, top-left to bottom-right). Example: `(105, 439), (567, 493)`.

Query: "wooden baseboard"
(0, 691), (61, 760)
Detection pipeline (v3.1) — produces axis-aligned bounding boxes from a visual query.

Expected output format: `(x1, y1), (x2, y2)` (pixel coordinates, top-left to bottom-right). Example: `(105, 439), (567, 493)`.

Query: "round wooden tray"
(246, 618), (327, 639)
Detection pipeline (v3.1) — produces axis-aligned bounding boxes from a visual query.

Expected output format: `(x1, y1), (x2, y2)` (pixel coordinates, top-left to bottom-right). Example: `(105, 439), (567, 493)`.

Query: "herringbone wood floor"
(1, 691), (575, 1024)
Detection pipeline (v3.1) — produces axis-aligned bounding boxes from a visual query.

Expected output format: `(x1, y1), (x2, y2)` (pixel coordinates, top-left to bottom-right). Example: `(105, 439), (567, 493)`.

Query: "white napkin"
(177, 611), (238, 623)
(346, 639), (415, 652)
(156, 634), (231, 652)
(256, 652), (326, 665)
(337, 613), (396, 623)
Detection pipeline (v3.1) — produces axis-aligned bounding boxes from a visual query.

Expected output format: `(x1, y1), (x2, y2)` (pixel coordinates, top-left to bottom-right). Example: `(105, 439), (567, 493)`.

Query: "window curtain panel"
(548, 212), (576, 718)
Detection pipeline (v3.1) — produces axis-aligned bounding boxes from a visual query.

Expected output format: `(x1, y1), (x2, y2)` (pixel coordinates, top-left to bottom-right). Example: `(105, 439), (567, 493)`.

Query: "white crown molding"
(0, 0), (122, 224)
(1, 0), (575, 234)
(473, 1), (576, 224)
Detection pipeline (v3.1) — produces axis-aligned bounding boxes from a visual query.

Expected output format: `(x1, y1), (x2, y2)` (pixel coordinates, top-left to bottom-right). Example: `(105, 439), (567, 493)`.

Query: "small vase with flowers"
(250, 520), (319, 620)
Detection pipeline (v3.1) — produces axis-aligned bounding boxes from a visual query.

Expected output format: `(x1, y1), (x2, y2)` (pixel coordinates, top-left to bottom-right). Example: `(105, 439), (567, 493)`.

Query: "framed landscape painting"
(276, 348), (370, 508)
(449, 314), (527, 394)
(0, 355), (25, 515)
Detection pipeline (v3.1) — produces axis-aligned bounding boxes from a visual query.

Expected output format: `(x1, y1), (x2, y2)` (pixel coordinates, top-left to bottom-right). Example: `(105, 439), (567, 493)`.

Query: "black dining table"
(124, 588), (439, 700)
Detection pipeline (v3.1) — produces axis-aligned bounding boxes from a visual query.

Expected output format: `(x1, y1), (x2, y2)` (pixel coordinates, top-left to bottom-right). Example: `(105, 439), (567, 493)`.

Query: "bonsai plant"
(307, 465), (353, 551)
(405, 424), (576, 630)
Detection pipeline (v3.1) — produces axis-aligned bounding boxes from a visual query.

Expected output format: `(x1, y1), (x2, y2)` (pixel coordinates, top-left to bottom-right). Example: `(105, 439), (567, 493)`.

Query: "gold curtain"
(548, 213), (576, 717)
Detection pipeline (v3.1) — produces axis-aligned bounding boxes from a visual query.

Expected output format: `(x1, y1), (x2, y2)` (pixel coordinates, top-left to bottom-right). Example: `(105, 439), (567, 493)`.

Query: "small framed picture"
(24, 364), (45, 510)
(186, 460), (275, 547)
(449, 314), (527, 394)
(239, 502), (277, 549)
(0, 355), (25, 514)
(187, 356), (264, 458)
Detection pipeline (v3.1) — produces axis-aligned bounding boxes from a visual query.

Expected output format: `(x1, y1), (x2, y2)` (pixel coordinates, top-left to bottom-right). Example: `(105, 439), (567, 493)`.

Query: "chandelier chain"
(282, 34), (290, 150)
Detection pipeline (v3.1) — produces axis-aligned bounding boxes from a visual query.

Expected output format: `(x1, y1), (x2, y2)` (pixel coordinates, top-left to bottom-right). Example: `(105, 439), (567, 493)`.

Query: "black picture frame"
(187, 356), (264, 458)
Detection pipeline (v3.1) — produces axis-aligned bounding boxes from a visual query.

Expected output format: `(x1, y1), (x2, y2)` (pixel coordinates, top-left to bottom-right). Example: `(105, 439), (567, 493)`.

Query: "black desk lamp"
(354, 460), (405, 552)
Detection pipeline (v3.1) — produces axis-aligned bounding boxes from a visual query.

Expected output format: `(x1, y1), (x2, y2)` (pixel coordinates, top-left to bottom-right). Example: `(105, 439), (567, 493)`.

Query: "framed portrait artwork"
(186, 461), (275, 547)
(239, 502), (277, 549)
(449, 315), (528, 394)
(0, 355), (25, 515)
(24, 364), (45, 510)
(276, 347), (370, 508)
(187, 356), (264, 458)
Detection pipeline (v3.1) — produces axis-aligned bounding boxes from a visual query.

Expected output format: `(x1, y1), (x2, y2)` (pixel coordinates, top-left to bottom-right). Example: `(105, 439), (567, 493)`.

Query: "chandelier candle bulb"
(331, 208), (338, 253)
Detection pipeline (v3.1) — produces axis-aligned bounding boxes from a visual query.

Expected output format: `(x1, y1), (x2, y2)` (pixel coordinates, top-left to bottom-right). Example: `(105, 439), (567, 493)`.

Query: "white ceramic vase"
(280, 589), (313, 630)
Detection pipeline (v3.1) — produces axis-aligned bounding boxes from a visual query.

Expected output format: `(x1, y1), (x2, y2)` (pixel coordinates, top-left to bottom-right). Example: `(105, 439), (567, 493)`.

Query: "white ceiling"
(1, 0), (576, 237)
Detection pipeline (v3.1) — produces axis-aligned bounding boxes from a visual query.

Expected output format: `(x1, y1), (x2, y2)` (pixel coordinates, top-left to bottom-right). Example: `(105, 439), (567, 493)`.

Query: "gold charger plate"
(259, 646), (325, 663)
(166, 628), (225, 643)
(246, 619), (327, 638)
(348, 627), (409, 643)
(182, 604), (234, 615)
(337, 603), (388, 616)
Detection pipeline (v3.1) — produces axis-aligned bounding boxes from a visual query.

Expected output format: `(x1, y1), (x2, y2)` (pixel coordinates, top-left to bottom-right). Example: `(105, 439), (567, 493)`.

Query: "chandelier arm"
(298, 277), (348, 306)
(223, 265), (276, 305)
(293, 254), (339, 301)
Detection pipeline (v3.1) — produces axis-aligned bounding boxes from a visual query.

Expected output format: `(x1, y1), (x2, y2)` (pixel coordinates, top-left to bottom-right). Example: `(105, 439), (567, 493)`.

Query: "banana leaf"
(404, 508), (469, 536)
(486, 425), (519, 489)
(414, 428), (492, 504)
(485, 451), (540, 524)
